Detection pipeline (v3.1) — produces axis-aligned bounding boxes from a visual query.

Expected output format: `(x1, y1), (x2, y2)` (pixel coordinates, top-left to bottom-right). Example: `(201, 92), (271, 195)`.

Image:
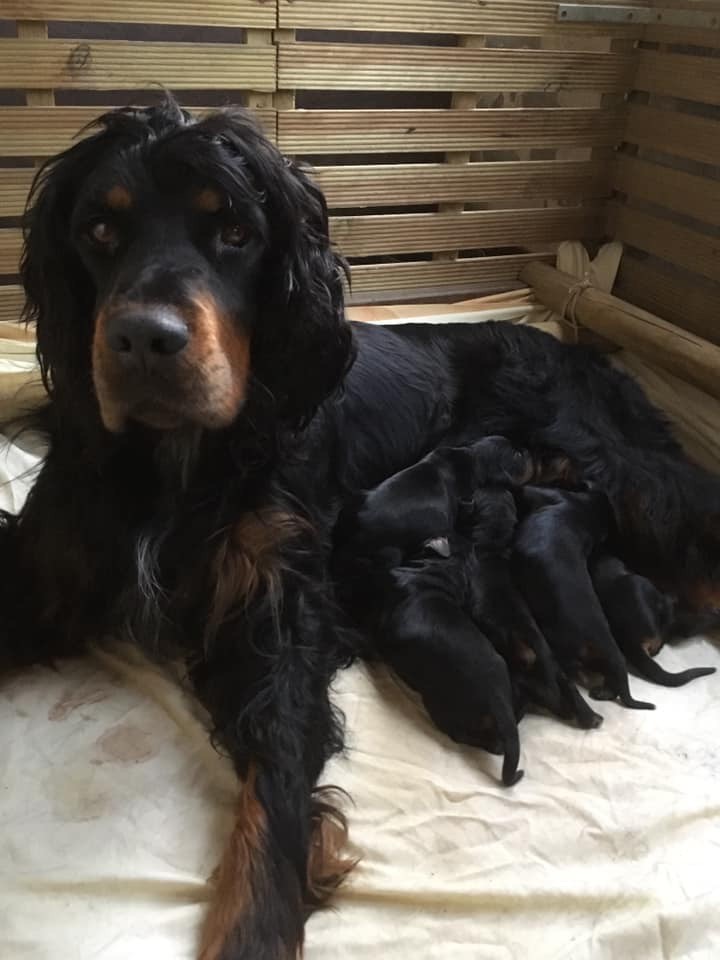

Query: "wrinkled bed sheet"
(1, 320), (719, 960)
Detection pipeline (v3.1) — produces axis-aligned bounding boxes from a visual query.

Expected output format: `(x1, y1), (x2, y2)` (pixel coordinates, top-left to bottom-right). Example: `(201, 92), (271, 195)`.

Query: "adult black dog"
(3, 95), (720, 959)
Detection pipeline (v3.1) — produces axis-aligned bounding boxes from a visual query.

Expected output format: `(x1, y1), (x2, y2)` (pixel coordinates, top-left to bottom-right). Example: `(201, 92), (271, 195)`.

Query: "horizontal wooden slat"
(331, 207), (601, 258)
(279, 0), (643, 35)
(611, 205), (719, 284)
(634, 50), (720, 106)
(613, 155), (720, 227)
(279, 43), (635, 93)
(624, 104), (720, 167)
(0, 230), (22, 275)
(0, 286), (24, 325)
(279, 108), (625, 155)
(0, 40), (275, 91)
(615, 258), (720, 346)
(3, 1), (275, 26)
(0, 169), (35, 218)
(350, 253), (553, 295)
(315, 160), (608, 208)
(0, 107), (276, 157)
(645, 25), (720, 49)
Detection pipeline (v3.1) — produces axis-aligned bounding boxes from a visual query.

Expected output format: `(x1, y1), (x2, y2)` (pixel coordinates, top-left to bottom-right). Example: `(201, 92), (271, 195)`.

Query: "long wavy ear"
(253, 158), (354, 429)
(21, 137), (100, 416)
(208, 115), (355, 429)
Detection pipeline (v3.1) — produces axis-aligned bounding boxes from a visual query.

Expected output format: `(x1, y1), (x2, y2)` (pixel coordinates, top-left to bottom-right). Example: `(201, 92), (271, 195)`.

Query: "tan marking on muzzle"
(91, 294), (251, 433)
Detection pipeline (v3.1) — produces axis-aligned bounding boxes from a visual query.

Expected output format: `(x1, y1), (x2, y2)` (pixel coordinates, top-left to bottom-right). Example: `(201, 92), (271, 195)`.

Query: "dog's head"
(22, 96), (353, 434)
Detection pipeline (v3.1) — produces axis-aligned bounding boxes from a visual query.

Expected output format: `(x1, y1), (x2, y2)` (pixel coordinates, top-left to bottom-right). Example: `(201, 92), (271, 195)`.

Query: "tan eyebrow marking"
(105, 185), (132, 210)
(194, 187), (225, 213)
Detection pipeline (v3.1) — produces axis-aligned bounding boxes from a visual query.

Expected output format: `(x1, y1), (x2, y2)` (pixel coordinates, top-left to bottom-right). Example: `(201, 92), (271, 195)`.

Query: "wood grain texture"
(0, 39), (275, 91)
(279, 43), (635, 93)
(3, 1), (274, 26)
(624, 104), (720, 167)
(0, 231), (22, 276)
(350, 253), (552, 294)
(0, 169), (36, 217)
(278, 0), (645, 36)
(331, 207), (601, 258)
(279, 108), (625, 155)
(634, 50), (720, 106)
(315, 160), (608, 208)
(0, 106), (276, 157)
(0, 286), (24, 325)
(610, 205), (719, 284)
(613, 154), (719, 228)
(615, 257), (720, 346)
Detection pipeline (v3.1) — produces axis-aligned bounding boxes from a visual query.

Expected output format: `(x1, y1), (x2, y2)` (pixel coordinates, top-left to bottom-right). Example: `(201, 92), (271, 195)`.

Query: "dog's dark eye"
(88, 221), (118, 248)
(220, 223), (249, 247)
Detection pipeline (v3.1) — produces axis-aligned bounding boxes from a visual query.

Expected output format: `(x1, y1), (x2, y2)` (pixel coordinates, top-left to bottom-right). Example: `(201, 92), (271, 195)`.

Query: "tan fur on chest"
(207, 508), (307, 641)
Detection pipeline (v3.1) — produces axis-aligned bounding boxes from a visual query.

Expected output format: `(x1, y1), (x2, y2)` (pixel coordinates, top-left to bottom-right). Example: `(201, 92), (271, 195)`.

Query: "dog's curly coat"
(2, 96), (719, 959)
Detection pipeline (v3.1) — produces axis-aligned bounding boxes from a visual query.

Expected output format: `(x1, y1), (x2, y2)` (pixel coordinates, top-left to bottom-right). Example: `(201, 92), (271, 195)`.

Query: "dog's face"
(72, 157), (264, 432)
(22, 98), (353, 434)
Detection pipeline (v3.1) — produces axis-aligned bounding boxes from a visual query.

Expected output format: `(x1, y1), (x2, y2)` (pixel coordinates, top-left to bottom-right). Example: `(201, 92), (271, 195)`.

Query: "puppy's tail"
(496, 701), (524, 787)
(590, 661), (655, 710)
(628, 647), (716, 688)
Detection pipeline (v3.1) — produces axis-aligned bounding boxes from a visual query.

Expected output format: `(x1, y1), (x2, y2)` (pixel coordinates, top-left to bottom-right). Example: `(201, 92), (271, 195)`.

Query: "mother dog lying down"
(2, 98), (719, 960)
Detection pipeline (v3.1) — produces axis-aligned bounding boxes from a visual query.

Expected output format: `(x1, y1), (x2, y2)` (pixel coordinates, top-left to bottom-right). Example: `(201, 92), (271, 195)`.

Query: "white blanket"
(1, 329), (719, 960)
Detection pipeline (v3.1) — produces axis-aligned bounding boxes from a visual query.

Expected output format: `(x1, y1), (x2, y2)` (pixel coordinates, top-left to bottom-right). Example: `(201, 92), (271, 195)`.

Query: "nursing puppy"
(592, 555), (716, 688)
(462, 489), (603, 730)
(513, 487), (654, 710)
(334, 435), (532, 558)
(343, 540), (524, 787)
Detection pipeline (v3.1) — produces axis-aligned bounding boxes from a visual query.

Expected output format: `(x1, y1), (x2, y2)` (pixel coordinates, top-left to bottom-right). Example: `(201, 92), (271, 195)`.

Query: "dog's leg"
(191, 523), (355, 960)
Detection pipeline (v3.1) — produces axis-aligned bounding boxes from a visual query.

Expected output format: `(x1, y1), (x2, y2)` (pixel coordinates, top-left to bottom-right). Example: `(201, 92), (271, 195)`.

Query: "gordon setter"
(3, 95), (720, 959)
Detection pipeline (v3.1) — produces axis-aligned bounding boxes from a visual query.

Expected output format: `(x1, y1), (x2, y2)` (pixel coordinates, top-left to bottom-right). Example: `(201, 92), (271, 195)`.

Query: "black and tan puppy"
(344, 541), (524, 787)
(334, 435), (532, 558)
(591, 555), (716, 688)
(461, 489), (603, 730)
(513, 486), (654, 710)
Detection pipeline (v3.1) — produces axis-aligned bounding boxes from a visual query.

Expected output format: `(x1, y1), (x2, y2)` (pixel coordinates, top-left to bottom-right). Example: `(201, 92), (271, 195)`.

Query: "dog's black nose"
(105, 307), (189, 361)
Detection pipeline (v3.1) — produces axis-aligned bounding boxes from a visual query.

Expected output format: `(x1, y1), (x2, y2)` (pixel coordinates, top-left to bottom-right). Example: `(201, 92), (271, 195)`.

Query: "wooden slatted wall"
(0, 1), (652, 314)
(276, 1), (641, 302)
(612, 6), (720, 343)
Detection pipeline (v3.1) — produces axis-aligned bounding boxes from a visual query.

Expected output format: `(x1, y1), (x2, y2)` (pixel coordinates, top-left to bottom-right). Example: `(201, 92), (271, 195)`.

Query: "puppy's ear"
(253, 157), (355, 429)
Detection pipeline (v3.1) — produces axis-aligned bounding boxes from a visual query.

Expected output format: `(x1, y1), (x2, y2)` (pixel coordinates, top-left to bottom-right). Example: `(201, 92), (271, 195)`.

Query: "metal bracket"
(557, 4), (720, 29)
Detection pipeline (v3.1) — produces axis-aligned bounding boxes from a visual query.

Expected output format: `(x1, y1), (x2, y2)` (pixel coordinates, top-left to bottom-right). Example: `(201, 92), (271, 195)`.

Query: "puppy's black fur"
(513, 487), (654, 710)
(592, 555), (716, 688)
(343, 540), (523, 787)
(334, 435), (532, 559)
(462, 490), (602, 730)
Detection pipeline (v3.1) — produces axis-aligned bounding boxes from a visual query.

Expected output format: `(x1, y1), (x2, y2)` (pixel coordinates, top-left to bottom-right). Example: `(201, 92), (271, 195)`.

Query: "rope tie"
(559, 275), (593, 342)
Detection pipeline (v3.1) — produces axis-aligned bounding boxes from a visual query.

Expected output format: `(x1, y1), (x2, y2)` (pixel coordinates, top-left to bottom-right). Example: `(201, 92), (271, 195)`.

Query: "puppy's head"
(22, 95), (353, 435)
(469, 436), (533, 486)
